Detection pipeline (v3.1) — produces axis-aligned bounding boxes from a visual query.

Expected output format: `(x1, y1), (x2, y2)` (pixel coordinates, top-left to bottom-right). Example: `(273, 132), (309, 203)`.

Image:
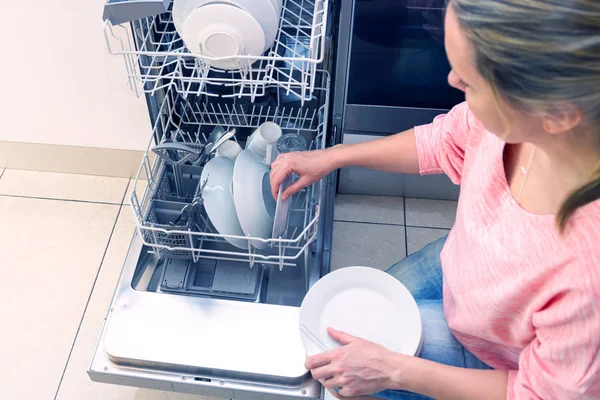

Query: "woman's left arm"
(396, 356), (508, 400)
(307, 328), (508, 399)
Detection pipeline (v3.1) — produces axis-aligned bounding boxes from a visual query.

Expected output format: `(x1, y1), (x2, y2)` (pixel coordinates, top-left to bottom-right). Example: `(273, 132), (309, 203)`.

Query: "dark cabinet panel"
(347, 0), (464, 109)
(339, 133), (460, 200)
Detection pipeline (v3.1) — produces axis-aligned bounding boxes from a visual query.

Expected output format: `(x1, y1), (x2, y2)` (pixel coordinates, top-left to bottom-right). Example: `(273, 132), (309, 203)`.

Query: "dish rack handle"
(103, 0), (172, 25)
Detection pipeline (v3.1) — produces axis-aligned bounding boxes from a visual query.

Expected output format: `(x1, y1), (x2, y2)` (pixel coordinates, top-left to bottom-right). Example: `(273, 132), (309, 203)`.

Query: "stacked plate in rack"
(200, 123), (282, 251)
(173, 0), (283, 70)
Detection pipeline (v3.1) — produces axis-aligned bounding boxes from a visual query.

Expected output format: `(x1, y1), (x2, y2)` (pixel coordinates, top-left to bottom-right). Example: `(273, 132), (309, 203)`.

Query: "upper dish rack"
(130, 76), (330, 270)
(104, 0), (329, 102)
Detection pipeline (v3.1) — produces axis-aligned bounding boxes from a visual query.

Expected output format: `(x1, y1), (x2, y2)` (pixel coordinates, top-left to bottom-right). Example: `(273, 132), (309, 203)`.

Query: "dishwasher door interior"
(88, 79), (335, 399)
(88, 234), (326, 400)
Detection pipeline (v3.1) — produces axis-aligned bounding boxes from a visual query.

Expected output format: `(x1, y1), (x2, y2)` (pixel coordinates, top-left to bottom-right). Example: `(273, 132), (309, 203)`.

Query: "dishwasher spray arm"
(103, 0), (172, 25)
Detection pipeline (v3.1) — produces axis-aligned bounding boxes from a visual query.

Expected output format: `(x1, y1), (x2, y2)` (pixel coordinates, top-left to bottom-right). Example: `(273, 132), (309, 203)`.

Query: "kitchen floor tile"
(55, 211), (219, 400)
(0, 169), (129, 204)
(0, 197), (120, 400)
(334, 194), (404, 225)
(406, 227), (450, 255)
(405, 198), (458, 229)
(331, 221), (406, 271)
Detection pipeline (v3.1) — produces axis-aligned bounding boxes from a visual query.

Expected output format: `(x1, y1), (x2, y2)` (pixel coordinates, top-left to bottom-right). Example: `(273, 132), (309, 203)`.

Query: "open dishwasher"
(89, 0), (339, 398)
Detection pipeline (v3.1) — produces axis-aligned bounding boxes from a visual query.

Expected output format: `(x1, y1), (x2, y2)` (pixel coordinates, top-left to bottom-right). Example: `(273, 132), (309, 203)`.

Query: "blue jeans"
(372, 236), (491, 400)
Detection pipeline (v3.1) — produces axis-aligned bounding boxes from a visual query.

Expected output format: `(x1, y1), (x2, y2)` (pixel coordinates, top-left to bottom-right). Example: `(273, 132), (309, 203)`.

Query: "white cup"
(215, 140), (242, 161)
(247, 122), (282, 164)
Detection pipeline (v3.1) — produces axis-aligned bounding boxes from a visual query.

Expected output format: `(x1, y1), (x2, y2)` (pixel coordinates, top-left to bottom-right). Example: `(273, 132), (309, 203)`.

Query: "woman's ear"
(542, 104), (583, 135)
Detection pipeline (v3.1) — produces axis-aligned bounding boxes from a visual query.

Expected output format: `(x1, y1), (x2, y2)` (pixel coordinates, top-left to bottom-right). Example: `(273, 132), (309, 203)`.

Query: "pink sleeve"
(413, 101), (473, 184)
(507, 281), (600, 400)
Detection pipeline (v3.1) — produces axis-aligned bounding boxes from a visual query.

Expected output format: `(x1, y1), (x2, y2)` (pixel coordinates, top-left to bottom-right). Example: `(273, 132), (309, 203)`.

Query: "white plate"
(174, 0), (279, 53)
(182, 4), (265, 70)
(173, 0), (203, 35)
(233, 150), (276, 249)
(269, 0), (283, 17)
(228, 0), (279, 51)
(271, 174), (292, 239)
(201, 156), (247, 249)
(299, 267), (423, 357)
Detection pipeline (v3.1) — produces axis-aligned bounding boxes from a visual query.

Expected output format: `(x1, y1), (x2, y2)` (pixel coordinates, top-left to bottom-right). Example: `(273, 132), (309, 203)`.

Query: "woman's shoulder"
(567, 211), (600, 250)
(565, 199), (600, 240)
(448, 102), (500, 149)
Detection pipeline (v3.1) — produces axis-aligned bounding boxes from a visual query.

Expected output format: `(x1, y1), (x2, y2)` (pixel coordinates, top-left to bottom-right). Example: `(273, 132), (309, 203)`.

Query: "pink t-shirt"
(414, 102), (600, 399)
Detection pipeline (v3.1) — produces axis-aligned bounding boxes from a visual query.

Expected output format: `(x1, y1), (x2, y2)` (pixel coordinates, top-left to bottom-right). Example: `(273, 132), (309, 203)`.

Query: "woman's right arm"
(270, 128), (419, 199)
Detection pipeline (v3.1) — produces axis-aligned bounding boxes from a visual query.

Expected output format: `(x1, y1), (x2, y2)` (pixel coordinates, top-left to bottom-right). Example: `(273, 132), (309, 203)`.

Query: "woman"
(270, 0), (600, 399)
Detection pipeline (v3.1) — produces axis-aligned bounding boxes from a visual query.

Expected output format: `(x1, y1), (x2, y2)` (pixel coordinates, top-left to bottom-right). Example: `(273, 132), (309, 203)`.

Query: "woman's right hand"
(270, 148), (337, 200)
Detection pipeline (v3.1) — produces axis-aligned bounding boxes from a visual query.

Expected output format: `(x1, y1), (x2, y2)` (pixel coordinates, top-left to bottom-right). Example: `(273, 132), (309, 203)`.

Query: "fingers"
(337, 389), (373, 399)
(282, 176), (311, 200)
(327, 327), (357, 345)
(337, 387), (366, 398)
(325, 379), (373, 400)
(269, 163), (293, 199)
(322, 374), (348, 389)
(326, 388), (345, 400)
(305, 349), (337, 370)
(310, 364), (337, 381)
(269, 151), (321, 200)
(269, 171), (282, 200)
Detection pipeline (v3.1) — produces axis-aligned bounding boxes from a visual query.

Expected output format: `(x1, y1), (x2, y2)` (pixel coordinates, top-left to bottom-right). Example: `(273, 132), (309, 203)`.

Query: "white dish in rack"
(227, 0), (280, 52)
(233, 150), (277, 249)
(201, 156), (247, 249)
(173, 0), (280, 61)
(269, 0), (283, 16)
(299, 266), (423, 357)
(181, 4), (266, 70)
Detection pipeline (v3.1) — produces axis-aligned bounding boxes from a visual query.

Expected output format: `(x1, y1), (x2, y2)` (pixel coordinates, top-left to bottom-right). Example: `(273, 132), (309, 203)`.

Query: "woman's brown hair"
(452, 0), (600, 231)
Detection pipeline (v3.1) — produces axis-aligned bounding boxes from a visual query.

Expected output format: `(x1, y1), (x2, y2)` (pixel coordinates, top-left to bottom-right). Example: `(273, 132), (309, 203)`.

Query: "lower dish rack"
(130, 76), (329, 270)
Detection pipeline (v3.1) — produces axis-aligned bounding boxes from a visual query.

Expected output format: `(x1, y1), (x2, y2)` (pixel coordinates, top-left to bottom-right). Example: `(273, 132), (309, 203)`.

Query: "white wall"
(0, 1), (151, 151)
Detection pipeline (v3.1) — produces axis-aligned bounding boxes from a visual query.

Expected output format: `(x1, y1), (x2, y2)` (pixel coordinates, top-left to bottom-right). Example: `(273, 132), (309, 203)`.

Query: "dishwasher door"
(91, 0), (340, 396)
(87, 235), (327, 400)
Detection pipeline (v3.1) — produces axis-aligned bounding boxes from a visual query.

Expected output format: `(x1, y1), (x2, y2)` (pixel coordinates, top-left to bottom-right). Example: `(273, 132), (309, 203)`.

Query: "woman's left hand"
(305, 327), (402, 397)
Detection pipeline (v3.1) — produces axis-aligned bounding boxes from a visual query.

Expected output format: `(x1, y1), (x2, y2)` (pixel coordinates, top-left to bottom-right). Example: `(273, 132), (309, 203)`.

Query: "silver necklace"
(517, 145), (537, 205)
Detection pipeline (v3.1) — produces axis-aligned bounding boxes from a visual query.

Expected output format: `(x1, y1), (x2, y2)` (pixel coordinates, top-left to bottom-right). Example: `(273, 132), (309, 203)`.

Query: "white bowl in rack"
(228, 0), (280, 52)
(269, 0), (283, 17)
(181, 4), (265, 70)
(173, 0), (281, 70)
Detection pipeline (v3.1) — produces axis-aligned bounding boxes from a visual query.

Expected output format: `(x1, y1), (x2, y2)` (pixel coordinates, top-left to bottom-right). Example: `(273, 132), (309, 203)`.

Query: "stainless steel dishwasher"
(91, 1), (337, 398)
(91, 0), (458, 398)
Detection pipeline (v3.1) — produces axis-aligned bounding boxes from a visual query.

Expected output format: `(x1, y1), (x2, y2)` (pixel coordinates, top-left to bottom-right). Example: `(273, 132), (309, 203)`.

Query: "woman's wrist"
(385, 352), (418, 391)
(387, 354), (452, 394)
(326, 143), (352, 170)
(385, 353), (509, 400)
